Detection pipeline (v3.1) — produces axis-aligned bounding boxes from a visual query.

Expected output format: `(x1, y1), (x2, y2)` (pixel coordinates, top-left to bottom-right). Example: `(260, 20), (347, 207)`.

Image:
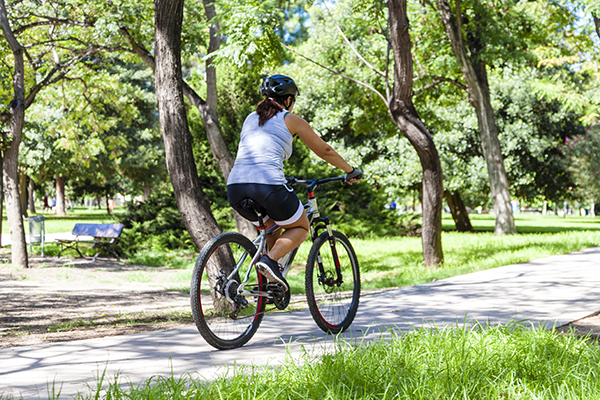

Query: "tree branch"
(282, 43), (388, 106)
(454, 0), (465, 51)
(119, 26), (206, 108)
(413, 75), (467, 96)
(11, 9), (95, 35)
(0, 1), (22, 53)
(23, 44), (114, 109)
(24, 65), (61, 109)
(119, 27), (156, 71)
(323, 2), (386, 79)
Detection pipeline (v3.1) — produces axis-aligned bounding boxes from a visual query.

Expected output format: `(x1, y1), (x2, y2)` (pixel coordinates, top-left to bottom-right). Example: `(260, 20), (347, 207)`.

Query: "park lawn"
(449, 212), (600, 233)
(286, 213), (600, 293)
(13, 212), (600, 295)
(124, 213), (600, 294)
(2, 207), (124, 235)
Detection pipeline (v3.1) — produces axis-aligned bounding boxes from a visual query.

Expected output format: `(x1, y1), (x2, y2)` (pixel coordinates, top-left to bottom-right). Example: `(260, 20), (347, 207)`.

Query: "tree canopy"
(0, 0), (598, 266)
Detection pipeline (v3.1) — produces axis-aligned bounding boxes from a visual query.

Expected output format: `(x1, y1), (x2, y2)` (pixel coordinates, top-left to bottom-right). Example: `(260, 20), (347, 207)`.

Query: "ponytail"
(256, 97), (284, 126)
(256, 95), (295, 126)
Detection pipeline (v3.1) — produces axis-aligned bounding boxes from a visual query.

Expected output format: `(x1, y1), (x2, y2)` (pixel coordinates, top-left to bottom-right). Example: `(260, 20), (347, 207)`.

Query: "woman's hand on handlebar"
(344, 168), (363, 184)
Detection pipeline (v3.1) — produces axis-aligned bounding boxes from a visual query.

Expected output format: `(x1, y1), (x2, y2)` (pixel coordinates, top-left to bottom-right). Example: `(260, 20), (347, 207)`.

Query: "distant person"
(108, 198), (115, 213)
(43, 195), (49, 212)
(511, 199), (520, 215)
(389, 200), (397, 210)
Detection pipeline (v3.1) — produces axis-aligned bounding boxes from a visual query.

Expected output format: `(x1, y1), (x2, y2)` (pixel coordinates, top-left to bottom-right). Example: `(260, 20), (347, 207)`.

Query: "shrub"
(117, 191), (195, 254)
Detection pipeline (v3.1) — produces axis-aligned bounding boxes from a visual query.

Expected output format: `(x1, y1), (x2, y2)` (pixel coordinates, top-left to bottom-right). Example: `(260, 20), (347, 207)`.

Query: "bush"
(117, 191), (195, 254)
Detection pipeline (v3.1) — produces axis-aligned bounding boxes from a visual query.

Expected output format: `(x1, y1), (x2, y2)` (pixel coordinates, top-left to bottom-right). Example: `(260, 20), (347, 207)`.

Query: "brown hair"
(256, 96), (290, 126)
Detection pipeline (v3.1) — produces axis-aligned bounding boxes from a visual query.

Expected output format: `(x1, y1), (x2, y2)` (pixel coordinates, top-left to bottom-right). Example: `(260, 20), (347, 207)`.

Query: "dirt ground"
(0, 254), (194, 349)
(1, 253), (599, 349)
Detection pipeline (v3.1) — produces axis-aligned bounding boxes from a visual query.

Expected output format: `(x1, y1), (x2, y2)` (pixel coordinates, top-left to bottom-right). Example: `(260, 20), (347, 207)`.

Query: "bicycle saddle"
(240, 198), (263, 219)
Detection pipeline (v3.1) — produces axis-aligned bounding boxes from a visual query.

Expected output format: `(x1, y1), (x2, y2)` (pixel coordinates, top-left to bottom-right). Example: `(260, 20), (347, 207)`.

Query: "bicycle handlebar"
(287, 175), (345, 191)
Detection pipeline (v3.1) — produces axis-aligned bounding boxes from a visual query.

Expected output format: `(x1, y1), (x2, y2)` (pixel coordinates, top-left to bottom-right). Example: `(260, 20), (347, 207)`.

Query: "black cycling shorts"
(227, 183), (304, 226)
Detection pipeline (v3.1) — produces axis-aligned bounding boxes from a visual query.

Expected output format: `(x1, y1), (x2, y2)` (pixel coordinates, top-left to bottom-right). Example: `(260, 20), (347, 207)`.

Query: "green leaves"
(212, 0), (286, 68)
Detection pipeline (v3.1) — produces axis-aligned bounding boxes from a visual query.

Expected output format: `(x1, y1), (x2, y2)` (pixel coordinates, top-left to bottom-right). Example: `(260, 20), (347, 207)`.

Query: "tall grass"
(52, 324), (600, 400)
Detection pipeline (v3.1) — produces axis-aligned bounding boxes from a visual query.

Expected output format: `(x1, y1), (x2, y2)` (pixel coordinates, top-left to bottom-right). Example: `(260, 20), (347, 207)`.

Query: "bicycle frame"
(232, 175), (346, 299)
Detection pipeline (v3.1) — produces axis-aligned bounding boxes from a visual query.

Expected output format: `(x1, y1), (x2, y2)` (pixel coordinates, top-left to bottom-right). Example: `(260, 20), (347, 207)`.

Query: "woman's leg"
(267, 210), (309, 261)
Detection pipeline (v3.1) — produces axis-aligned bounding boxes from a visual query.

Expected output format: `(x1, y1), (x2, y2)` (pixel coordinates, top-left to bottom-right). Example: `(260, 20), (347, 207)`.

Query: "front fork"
(312, 217), (343, 286)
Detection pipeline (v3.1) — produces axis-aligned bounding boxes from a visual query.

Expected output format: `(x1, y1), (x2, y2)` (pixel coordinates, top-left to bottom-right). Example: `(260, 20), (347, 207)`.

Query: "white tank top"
(227, 110), (293, 185)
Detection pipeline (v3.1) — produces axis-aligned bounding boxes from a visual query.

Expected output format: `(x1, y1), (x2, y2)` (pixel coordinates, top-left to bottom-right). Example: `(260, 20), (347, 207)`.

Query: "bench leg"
(91, 246), (120, 262)
(57, 243), (85, 259)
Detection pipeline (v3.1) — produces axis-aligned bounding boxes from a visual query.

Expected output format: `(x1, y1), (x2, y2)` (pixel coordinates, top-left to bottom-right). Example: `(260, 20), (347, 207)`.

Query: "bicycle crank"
(267, 283), (290, 310)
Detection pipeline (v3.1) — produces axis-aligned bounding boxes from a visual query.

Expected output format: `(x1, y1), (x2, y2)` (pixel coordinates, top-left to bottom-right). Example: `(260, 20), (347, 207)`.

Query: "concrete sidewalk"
(2, 247), (600, 399)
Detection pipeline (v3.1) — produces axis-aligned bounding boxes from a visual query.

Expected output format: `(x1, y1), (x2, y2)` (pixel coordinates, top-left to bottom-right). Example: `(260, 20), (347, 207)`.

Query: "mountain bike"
(190, 175), (361, 350)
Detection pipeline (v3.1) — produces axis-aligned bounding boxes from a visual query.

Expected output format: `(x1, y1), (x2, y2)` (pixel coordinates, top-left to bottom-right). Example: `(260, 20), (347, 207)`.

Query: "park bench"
(56, 223), (124, 262)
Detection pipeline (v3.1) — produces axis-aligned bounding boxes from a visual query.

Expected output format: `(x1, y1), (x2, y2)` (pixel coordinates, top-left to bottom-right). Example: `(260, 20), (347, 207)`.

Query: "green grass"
(19, 212), (600, 298)
(283, 213), (600, 293)
(446, 213), (600, 233)
(355, 229), (600, 291)
(28, 323), (599, 400)
(3, 206), (123, 235)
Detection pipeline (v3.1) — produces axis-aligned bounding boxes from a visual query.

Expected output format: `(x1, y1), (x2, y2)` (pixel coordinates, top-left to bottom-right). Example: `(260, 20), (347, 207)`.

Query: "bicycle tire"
(305, 230), (360, 334)
(190, 232), (266, 349)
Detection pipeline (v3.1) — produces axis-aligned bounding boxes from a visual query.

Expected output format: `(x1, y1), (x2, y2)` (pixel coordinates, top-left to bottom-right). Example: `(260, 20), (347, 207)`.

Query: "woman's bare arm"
(285, 113), (354, 173)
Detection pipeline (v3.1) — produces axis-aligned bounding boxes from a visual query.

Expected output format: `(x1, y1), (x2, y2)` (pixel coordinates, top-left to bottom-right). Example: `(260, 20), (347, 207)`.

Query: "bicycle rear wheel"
(305, 230), (360, 334)
(190, 232), (266, 349)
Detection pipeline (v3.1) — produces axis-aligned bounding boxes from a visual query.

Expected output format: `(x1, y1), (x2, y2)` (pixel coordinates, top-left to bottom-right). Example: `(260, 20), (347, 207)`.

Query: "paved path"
(2, 247), (600, 399)
(2, 232), (77, 246)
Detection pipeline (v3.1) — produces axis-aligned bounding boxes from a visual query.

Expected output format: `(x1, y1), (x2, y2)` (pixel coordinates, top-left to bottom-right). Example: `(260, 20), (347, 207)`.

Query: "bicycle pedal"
(266, 283), (285, 291)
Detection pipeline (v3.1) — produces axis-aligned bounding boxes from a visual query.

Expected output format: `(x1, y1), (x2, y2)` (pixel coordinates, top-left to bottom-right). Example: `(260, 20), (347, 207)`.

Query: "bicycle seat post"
(241, 198), (267, 235)
(256, 211), (266, 231)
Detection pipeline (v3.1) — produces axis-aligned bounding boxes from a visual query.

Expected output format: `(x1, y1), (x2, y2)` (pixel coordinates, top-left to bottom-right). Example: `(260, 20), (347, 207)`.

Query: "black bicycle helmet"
(260, 75), (299, 98)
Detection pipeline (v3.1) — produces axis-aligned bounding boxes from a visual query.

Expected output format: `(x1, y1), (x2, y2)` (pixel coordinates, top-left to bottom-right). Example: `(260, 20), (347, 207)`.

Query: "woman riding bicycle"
(227, 74), (362, 292)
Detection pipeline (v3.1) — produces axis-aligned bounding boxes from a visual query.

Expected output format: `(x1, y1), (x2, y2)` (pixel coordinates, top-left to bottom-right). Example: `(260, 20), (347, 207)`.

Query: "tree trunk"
(201, 0), (255, 238)
(0, 0), (28, 267)
(434, 0), (516, 235)
(120, 21), (255, 238)
(444, 190), (473, 232)
(55, 176), (66, 216)
(590, 201), (596, 218)
(0, 155), (3, 248)
(28, 177), (36, 214)
(388, 0), (444, 267)
(19, 171), (27, 218)
(594, 15), (600, 40)
(154, 0), (223, 250)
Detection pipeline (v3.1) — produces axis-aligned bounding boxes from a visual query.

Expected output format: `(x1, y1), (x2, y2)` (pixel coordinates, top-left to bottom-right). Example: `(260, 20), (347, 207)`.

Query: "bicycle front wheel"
(190, 232), (266, 350)
(305, 230), (360, 334)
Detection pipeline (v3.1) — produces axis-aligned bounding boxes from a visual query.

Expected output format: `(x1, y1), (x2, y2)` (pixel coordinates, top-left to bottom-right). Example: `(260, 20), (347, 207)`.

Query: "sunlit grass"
(356, 228), (600, 290)
(5, 206), (124, 235)
(128, 250), (195, 269)
(22, 213), (600, 295)
(444, 213), (600, 233)
(33, 323), (600, 400)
